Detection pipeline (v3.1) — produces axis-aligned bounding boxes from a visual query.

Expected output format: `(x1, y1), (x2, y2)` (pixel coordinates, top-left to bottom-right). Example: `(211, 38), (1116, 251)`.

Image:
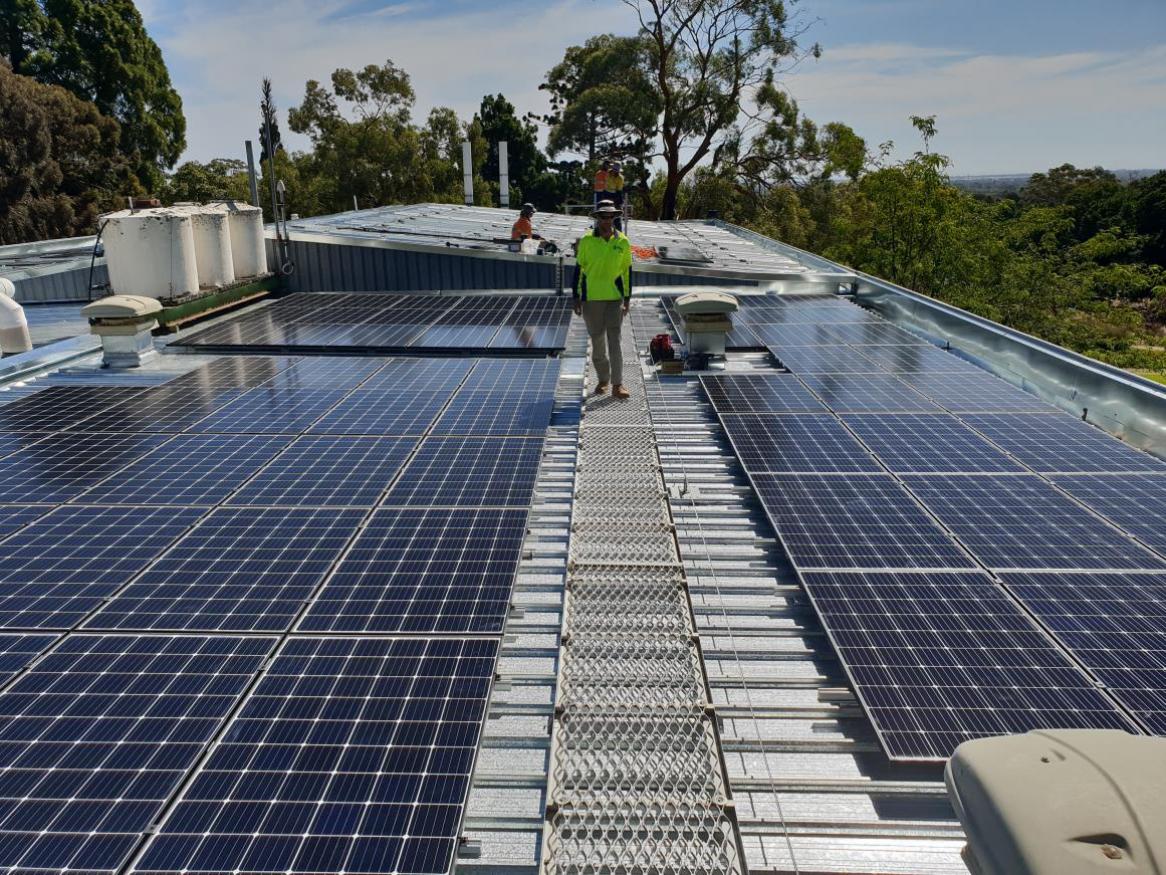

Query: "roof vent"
(82, 294), (162, 367)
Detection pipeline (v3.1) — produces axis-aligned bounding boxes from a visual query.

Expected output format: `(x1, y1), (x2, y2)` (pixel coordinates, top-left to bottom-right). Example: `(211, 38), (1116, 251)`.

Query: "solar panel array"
(174, 292), (572, 355)
(700, 293), (1166, 759)
(0, 348), (560, 873)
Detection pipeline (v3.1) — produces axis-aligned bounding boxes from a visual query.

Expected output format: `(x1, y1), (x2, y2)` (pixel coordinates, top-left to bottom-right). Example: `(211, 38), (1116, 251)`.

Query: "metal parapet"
(543, 329), (745, 873)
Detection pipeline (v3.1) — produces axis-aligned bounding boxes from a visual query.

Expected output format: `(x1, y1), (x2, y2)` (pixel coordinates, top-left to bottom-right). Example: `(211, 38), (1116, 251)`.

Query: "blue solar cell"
(0, 431), (52, 461)
(301, 507), (527, 634)
(0, 432), (172, 503)
(852, 343), (979, 374)
(0, 634), (272, 875)
(431, 394), (553, 436)
(1001, 571), (1166, 734)
(699, 374), (827, 413)
(66, 385), (250, 432)
(309, 393), (450, 436)
(718, 414), (882, 473)
(0, 386), (148, 431)
(805, 570), (1139, 760)
(962, 413), (1166, 473)
(228, 436), (418, 507)
(254, 357), (389, 390)
(895, 371), (1055, 412)
(752, 323), (848, 347)
(460, 359), (561, 395)
(752, 473), (976, 570)
(903, 474), (1166, 570)
(0, 505), (205, 630)
(799, 374), (941, 413)
(824, 322), (926, 346)
(85, 507), (365, 632)
(164, 357), (301, 389)
(74, 434), (294, 506)
(383, 437), (543, 507)
(1048, 473), (1166, 556)
(136, 637), (496, 875)
(0, 633), (58, 683)
(189, 387), (349, 434)
(356, 358), (473, 394)
(769, 345), (883, 374)
(841, 413), (1026, 474)
(0, 506), (51, 539)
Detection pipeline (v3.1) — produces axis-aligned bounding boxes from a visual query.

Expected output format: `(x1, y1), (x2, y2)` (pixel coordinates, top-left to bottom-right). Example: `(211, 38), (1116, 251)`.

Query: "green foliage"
(475, 94), (547, 207)
(159, 159), (250, 206)
(8, 0), (186, 189)
(0, 60), (135, 244)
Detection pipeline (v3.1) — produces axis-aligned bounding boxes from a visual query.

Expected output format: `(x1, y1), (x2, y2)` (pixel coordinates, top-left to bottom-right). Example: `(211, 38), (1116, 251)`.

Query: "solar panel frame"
(135, 636), (497, 875)
(903, 474), (1166, 571)
(840, 413), (1027, 474)
(0, 505), (206, 630)
(961, 413), (1166, 473)
(227, 436), (419, 508)
(458, 359), (561, 395)
(699, 374), (827, 413)
(717, 413), (884, 473)
(430, 394), (554, 437)
(1048, 473), (1166, 556)
(804, 570), (1141, 760)
(0, 633), (274, 875)
(300, 507), (528, 634)
(74, 434), (294, 506)
(0, 632), (58, 683)
(0, 505), (52, 539)
(85, 507), (366, 633)
(895, 371), (1057, 412)
(751, 473), (978, 571)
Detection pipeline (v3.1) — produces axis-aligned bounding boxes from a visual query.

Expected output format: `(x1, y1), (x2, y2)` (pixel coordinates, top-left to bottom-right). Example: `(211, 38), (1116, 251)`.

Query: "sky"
(139, 0), (1166, 177)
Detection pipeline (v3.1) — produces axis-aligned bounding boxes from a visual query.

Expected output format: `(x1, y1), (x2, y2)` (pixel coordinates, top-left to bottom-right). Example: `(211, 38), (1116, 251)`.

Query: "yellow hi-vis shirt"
(574, 230), (632, 302)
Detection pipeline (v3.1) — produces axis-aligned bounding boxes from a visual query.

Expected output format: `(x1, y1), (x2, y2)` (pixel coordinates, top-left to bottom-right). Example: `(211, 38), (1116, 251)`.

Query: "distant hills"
(951, 169), (1163, 196)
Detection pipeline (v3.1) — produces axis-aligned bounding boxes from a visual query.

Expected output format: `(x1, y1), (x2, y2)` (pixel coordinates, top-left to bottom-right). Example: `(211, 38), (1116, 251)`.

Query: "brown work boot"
(594, 382), (609, 395)
(613, 384), (631, 399)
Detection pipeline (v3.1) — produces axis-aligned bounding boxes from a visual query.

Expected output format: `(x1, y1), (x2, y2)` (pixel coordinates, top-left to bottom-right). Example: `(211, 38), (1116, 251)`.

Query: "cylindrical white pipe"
(102, 208), (199, 299)
(0, 278), (32, 355)
(498, 140), (509, 208)
(462, 140), (474, 206)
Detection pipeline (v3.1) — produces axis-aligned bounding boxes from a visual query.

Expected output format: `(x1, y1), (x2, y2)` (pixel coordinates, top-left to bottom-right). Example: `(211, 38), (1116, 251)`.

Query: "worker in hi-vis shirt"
(573, 199), (633, 399)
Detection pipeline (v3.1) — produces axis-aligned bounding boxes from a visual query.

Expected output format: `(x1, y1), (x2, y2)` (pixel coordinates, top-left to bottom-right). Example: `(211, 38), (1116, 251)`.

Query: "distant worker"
(607, 162), (625, 230)
(511, 203), (541, 241)
(574, 199), (632, 399)
(594, 160), (611, 206)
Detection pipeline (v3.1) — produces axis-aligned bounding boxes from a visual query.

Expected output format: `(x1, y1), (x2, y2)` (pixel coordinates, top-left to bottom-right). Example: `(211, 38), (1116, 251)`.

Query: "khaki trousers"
(582, 299), (625, 385)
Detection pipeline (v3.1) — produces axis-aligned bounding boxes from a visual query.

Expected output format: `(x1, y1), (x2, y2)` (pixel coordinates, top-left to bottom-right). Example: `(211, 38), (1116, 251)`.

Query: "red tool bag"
(649, 333), (675, 362)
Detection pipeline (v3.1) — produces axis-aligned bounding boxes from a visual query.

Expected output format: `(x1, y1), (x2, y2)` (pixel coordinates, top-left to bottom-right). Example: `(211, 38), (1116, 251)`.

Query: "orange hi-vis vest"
(594, 168), (608, 192)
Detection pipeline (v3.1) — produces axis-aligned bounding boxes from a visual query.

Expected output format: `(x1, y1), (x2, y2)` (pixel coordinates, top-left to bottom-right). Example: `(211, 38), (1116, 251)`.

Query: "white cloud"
(783, 43), (1166, 173)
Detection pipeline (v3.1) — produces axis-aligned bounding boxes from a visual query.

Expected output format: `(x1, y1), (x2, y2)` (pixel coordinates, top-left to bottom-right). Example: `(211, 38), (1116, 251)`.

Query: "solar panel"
(0, 505), (205, 630)
(699, 374), (827, 413)
(300, 507), (528, 634)
(189, 388), (349, 434)
(383, 437), (544, 507)
(410, 296), (515, 349)
(852, 343), (979, 374)
(718, 414), (883, 473)
(491, 296), (571, 350)
(0, 634), (272, 875)
(75, 434), (294, 506)
(86, 507), (365, 632)
(0, 386), (147, 431)
(752, 473), (976, 570)
(459, 359), (561, 395)
(0, 432), (172, 502)
(903, 474), (1166, 570)
(895, 371), (1055, 412)
(961, 413), (1166, 473)
(135, 636), (497, 875)
(431, 394), (553, 436)
(799, 374), (942, 413)
(254, 357), (389, 390)
(752, 323), (847, 348)
(356, 358), (473, 394)
(840, 413), (1026, 474)
(0, 431), (51, 460)
(804, 570), (1139, 760)
(68, 385), (250, 433)
(1001, 571), (1166, 734)
(769, 344), (883, 374)
(1049, 473), (1166, 556)
(309, 392), (451, 436)
(825, 322), (926, 346)
(0, 505), (50, 539)
(228, 436), (419, 507)
(164, 356), (301, 389)
(0, 632), (57, 683)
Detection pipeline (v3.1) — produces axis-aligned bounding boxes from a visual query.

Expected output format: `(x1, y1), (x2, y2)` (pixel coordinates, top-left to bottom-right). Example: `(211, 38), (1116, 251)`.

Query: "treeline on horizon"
(1, 0), (1164, 376)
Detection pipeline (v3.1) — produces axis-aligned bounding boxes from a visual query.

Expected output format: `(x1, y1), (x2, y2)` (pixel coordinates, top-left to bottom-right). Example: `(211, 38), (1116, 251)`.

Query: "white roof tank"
(214, 201), (267, 280)
(174, 203), (235, 289)
(101, 208), (199, 299)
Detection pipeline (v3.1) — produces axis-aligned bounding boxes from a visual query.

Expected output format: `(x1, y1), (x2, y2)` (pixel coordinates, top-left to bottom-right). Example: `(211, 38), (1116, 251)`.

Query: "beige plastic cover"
(675, 291), (739, 315)
(945, 729), (1166, 875)
(82, 295), (164, 320)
